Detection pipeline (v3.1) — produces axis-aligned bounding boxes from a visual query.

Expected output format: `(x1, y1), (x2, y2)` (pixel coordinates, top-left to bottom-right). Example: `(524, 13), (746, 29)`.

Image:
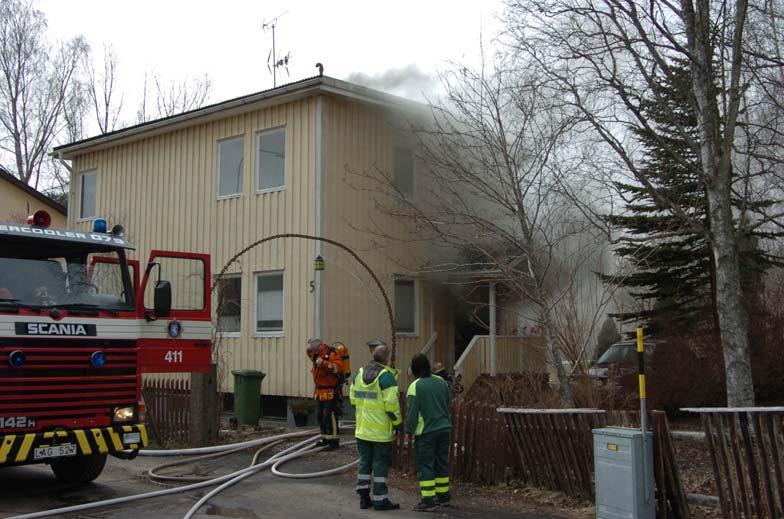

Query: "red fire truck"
(0, 211), (212, 482)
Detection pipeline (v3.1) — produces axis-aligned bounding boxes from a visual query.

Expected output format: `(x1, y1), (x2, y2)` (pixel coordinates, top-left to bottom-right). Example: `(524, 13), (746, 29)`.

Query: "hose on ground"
(146, 440), (284, 484)
(270, 440), (358, 479)
(7, 428), (360, 519)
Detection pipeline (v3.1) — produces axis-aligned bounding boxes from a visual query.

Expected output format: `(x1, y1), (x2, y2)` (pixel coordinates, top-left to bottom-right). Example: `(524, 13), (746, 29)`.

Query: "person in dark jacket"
(406, 353), (452, 512)
(433, 362), (452, 389)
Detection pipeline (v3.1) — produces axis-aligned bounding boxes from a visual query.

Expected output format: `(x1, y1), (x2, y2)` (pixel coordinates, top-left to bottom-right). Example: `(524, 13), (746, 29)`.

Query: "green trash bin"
(232, 369), (266, 425)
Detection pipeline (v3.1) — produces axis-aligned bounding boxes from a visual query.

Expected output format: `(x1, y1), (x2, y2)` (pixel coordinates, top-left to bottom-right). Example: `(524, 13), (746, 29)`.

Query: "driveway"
(0, 450), (559, 519)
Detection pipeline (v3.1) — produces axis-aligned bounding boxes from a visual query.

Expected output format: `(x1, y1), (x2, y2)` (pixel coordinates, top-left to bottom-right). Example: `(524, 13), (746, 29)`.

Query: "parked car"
(589, 340), (660, 383)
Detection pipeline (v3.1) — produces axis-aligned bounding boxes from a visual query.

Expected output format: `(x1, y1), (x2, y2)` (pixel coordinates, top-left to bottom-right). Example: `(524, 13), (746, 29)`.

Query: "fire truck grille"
(0, 339), (137, 428)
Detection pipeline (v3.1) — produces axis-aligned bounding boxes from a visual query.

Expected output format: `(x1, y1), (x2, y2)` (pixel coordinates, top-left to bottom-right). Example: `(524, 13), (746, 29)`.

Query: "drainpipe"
(489, 282), (497, 376)
(57, 151), (73, 225)
(314, 96), (324, 340)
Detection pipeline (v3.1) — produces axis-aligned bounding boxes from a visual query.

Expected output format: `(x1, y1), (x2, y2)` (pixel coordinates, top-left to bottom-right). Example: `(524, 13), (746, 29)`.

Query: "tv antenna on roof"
(262, 11), (290, 87)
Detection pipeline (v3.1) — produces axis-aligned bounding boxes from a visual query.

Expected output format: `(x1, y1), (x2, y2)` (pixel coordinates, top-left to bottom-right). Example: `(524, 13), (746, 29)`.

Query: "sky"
(38, 0), (505, 130)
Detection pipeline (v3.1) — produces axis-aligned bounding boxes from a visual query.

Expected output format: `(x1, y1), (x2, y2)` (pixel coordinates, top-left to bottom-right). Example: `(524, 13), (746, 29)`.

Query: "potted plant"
(288, 397), (316, 427)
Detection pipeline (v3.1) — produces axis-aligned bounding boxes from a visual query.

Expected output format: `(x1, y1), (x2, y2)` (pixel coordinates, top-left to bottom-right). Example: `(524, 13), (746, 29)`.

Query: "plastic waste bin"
(231, 369), (266, 425)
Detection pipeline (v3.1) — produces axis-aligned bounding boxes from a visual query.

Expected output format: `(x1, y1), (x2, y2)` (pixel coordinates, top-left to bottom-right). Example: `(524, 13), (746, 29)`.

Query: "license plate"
(123, 432), (141, 445)
(33, 443), (77, 460)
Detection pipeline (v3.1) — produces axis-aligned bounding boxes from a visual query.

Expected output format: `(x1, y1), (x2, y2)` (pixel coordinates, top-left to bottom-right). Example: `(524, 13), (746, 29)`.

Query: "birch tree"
(503, 0), (784, 406)
(356, 62), (615, 404)
(0, 0), (87, 188)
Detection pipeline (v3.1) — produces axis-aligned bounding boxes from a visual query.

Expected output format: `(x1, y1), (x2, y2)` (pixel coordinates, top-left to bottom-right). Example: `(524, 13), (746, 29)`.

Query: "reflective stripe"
(436, 486), (449, 493)
(435, 477), (449, 484)
(353, 390), (378, 399)
(14, 434), (35, 463)
(374, 477), (388, 483)
(74, 429), (92, 455)
(371, 494), (389, 501)
(420, 480), (436, 488)
(357, 474), (372, 481)
(421, 490), (437, 497)
(356, 483), (370, 490)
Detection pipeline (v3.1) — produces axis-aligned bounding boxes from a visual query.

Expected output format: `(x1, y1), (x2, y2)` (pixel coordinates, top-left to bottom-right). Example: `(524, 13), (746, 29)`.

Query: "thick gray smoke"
(346, 65), (438, 101)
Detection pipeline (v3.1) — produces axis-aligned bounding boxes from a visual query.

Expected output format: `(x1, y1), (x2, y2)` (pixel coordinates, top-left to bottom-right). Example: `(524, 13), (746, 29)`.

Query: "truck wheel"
(51, 454), (107, 483)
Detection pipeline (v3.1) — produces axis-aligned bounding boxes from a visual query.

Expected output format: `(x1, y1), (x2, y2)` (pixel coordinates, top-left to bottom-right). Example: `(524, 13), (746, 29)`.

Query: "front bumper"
(0, 424), (148, 467)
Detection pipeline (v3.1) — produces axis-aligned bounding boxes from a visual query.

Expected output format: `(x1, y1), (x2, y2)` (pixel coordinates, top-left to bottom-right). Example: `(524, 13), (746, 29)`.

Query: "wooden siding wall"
(0, 180), (66, 227)
(321, 96), (433, 390)
(69, 99), (318, 397)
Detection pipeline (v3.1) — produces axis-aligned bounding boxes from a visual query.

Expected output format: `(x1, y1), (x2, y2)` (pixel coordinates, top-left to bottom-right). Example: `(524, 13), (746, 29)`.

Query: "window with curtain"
(255, 272), (283, 334)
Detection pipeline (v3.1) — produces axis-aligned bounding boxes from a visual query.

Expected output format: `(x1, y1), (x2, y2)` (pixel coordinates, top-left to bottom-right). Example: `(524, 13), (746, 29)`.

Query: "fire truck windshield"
(0, 243), (133, 312)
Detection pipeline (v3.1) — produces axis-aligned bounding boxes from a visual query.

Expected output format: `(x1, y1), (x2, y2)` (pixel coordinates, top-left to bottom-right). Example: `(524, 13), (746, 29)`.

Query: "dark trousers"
(356, 439), (392, 503)
(414, 430), (451, 503)
(317, 397), (339, 445)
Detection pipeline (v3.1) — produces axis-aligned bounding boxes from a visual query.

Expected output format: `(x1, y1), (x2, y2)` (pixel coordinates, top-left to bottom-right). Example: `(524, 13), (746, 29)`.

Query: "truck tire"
(51, 454), (107, 483)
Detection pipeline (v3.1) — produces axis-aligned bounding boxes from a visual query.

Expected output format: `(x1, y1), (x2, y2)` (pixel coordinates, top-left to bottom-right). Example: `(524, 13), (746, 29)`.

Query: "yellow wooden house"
(53, 76), (535, 401)
(0, 167), (67, 227)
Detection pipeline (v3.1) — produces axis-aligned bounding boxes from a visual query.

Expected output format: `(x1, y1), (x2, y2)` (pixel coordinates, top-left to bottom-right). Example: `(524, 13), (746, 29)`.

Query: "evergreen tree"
(602, 65), (779, 333)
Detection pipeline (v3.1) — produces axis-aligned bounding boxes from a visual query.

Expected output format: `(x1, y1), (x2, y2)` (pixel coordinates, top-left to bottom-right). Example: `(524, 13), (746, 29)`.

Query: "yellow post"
(637, 326), (650, 503)
(637, 327), (646, 400)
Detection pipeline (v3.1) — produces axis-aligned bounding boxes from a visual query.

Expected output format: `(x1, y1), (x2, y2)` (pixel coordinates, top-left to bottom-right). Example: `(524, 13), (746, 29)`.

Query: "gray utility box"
(593, 427), (654, 519)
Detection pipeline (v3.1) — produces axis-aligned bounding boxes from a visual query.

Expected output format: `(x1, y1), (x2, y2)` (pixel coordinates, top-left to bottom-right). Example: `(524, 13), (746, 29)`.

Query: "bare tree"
(0, 0), (87, 188)
(502, 0), (784, 406)
(88, 45), (123, 134)
(354, 61), (616, 404)
(136, 72), (212, 123)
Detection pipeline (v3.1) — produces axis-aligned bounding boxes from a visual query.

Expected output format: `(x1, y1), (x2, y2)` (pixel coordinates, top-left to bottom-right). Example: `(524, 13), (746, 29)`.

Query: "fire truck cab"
(0, 211), (212, 483)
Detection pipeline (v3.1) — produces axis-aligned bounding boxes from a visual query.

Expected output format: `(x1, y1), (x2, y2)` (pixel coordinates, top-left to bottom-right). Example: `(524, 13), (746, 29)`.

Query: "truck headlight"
(113, 406), (136, 423)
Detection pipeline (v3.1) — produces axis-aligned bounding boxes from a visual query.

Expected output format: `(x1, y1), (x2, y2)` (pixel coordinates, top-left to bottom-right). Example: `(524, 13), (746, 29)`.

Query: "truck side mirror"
(154, 280), (172, 318)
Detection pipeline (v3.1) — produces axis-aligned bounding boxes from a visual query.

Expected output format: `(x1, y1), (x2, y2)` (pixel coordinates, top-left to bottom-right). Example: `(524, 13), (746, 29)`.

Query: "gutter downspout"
(314, 96), (325, 340)
(57, 151), (72, 224)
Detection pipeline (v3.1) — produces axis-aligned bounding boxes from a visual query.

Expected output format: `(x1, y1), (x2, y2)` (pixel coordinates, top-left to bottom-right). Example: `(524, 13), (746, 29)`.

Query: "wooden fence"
(142, 378), (191, 446)
(685, 408), (784, 519)
(499, 408), (605, 499)
(392, 398), (515, 484)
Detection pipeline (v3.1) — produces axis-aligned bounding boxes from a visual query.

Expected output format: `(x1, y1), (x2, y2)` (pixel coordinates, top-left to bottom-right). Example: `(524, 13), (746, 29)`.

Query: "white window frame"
(216, 134), (245, 200)
(255, 126), (286, 194)
(394, 277), (419, 337)
(76, 170), (97, 222)
(253, 270), (284, 337)
(214, 273), (242, 338)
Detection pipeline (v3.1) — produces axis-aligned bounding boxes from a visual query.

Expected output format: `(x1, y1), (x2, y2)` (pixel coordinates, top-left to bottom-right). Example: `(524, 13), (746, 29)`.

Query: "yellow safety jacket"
(350, 363), (402, 442)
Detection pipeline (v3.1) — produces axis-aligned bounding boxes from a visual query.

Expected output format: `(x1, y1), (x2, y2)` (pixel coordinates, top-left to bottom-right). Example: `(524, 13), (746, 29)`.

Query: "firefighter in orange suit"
(307, 338), (344, 450)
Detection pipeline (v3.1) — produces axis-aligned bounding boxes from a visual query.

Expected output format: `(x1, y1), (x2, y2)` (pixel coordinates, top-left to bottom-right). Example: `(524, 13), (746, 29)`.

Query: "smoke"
(346, 65), (438, 101)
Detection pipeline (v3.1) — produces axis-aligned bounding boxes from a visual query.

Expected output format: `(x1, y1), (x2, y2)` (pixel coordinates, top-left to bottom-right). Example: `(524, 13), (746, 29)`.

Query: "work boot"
(436, 494), (451, 507)
(412, 499), (437, 513)
(373, 498), (401, 511)
(321, 440), (339, 452)
(359, 492), (372, 510)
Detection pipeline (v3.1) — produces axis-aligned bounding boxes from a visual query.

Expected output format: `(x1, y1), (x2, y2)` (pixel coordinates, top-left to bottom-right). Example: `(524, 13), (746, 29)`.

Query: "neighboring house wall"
(0, 171), (67, 226)
(68, 98), (319, 397)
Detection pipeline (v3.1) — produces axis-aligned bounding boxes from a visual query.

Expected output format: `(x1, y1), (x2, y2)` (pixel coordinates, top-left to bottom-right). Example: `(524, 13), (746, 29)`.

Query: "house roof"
(52, 75), (426, 159)
(0, 167), (67, 216)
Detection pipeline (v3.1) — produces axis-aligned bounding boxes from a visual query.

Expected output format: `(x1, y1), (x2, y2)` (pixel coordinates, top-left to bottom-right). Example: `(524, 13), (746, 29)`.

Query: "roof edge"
(0, 167), (67, 216)
(53, 75), (428, 159)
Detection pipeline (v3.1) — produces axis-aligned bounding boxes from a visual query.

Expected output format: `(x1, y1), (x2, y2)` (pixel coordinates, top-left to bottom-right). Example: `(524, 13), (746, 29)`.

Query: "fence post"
(190, 364), (218, 446)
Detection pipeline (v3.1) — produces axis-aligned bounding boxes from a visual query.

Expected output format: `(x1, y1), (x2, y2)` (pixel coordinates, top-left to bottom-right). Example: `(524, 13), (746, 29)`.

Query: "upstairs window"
(395, 278), (417, 335)
(78, 170), (97, 220)
(393, 147), (414, 196)
(218, 136), (244, 197)
(257, 127), (286, 191)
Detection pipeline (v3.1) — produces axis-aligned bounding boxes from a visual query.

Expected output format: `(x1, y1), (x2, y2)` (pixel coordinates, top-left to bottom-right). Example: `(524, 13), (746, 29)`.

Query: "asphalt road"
(0, 450), (556, 519)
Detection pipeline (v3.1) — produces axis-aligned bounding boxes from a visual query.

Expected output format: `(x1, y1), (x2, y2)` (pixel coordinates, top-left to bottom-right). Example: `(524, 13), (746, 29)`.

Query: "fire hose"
(6, 428), (360, 519)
